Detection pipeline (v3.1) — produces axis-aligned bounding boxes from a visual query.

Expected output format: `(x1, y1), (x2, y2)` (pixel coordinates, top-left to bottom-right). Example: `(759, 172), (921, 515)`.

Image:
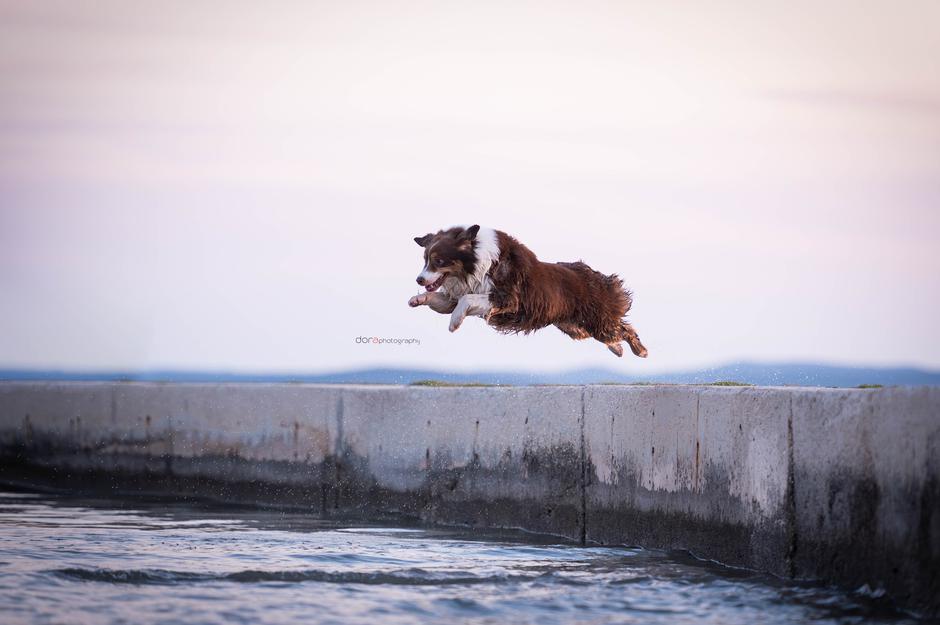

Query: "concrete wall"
(0, 382), (937, 614)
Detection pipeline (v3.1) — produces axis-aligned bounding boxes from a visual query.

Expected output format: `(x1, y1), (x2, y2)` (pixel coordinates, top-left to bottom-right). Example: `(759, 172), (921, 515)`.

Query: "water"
(0, 489), (927, 625)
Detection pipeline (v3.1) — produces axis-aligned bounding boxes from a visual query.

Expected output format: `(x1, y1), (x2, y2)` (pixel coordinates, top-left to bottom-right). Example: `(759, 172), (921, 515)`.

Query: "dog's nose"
(416, 276), (425, 286)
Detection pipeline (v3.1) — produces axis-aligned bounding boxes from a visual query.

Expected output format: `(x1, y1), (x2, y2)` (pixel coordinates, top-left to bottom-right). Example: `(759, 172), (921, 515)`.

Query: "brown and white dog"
(408, 225), (647, 358)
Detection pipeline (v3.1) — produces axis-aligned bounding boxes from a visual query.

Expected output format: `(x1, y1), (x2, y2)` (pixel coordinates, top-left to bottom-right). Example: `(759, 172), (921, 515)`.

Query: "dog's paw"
(449, 315), (464, 333)
(607, 343), (624, 357)
(408, 294), (425, 307)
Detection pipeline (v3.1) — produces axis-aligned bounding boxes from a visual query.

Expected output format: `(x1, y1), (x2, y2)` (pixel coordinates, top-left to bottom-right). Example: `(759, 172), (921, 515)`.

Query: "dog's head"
(413, 225), (480, 292)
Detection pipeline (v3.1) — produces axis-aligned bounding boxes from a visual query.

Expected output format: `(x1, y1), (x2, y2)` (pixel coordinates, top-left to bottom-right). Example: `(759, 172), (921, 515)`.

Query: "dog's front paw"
(408, 294), (426, 307)
(449, 314), (464, 333)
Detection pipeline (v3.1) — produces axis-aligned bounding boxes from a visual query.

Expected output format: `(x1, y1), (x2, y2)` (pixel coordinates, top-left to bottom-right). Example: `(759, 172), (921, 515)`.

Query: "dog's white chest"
(442, 275), (490, 298)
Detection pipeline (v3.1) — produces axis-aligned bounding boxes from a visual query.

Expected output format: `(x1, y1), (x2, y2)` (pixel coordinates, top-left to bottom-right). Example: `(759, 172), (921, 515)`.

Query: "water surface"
(0, 489), (925, 625)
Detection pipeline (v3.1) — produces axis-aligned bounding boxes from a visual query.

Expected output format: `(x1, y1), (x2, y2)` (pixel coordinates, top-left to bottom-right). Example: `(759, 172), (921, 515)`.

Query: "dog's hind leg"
(620, 321), (648, 358)
(590, 322), (646, 358)
(555, 323), (591, 340)
(562, 322), (624, 356)
(449, 294), (492, 332)
(557, 321), (629, 356)
(408, 292), (457, 314)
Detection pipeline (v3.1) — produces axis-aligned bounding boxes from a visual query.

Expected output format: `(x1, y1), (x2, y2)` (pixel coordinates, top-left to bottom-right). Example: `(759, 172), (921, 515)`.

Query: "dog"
(408, 225), (647, 358)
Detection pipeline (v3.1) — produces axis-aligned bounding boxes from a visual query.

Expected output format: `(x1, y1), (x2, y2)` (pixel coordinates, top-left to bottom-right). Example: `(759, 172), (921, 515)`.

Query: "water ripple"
(0, 490), (926, 625)
(51, 567), (542, 586)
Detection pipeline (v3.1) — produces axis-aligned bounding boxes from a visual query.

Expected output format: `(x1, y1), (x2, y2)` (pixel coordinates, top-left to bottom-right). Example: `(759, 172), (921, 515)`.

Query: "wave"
(50, 567), (542, 586)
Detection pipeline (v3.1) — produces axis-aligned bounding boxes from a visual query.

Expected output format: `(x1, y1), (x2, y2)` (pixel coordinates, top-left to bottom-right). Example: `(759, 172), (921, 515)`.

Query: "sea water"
(0, 489), (927, 625)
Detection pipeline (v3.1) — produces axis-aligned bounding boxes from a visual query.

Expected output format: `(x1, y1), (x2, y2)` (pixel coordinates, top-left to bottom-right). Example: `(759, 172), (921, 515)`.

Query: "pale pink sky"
(1, 1), (939, 373)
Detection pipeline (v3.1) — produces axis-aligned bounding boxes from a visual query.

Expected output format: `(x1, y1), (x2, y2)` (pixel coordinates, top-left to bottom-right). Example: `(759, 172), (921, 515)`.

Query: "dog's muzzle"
(417, 273), (446, 292)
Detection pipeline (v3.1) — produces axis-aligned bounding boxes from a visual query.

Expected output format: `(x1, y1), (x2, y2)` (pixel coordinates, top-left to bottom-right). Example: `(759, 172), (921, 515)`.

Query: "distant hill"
(1, 362), (938, 387)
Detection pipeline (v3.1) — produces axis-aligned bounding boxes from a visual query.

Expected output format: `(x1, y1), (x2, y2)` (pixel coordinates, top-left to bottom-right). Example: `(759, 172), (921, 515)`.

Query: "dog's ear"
(457, 225), (480, 242)
(414, 233), (433, 247)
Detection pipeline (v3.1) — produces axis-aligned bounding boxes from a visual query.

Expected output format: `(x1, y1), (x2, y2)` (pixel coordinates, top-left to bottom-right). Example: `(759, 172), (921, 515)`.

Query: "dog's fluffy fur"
(409, 225), (647, 358)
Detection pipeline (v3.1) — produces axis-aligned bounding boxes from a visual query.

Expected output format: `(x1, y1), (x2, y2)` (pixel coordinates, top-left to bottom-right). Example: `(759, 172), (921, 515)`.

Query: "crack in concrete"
(579, 385), (587, 546)
(785, 394), (798, 578)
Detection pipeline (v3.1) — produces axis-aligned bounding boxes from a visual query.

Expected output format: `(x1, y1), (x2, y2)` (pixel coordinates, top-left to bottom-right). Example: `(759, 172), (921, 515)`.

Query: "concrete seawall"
(1, 383), (937, 613)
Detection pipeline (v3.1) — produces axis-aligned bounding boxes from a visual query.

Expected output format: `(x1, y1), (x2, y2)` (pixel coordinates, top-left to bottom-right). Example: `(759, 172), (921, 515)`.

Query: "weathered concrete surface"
(0, 382), (938, 614)
(338, 386), (583, 536)
(583, 386), (792, 574)
(0, 383), (348, 508)
(790, 388), (940, 611)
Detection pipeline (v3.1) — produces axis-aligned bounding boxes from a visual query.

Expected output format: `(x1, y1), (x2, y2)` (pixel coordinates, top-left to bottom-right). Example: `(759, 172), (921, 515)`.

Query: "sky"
(1, 0), (939, 375)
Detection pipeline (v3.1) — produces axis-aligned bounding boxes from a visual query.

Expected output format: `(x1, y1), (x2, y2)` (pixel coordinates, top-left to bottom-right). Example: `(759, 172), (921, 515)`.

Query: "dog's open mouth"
(424, 274), (446, 292)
